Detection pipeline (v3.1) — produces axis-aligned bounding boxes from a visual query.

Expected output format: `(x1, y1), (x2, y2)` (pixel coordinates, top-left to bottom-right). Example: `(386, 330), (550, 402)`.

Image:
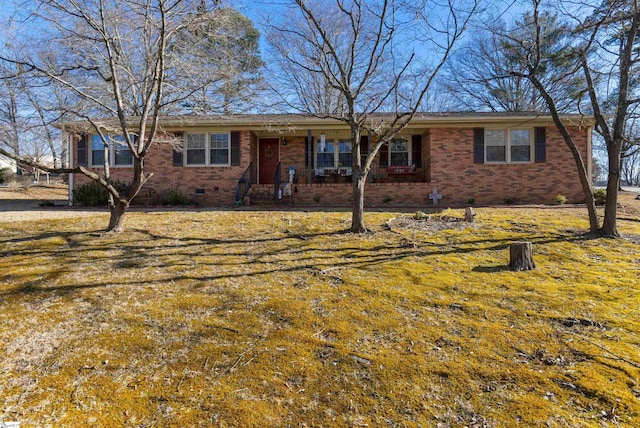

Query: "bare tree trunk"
(547, 118), (600, 234)
(602, 142), (622, 237)
(568, 142), (600, 234)
(529, 75), (600, 233)
(107, 200), (129, 233)
(351, 172), (367, 233)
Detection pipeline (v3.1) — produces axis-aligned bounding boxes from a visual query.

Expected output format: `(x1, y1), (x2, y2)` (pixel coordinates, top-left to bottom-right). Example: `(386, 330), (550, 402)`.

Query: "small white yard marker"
(429, 187), (443, 205)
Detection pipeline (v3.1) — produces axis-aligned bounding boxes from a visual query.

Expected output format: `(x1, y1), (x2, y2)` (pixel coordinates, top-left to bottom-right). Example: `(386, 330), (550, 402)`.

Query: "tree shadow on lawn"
(0, 226), (600, 298)
(472, 265), (509, 273)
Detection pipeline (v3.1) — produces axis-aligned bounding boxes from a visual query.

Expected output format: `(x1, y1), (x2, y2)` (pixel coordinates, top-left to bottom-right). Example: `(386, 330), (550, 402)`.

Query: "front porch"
(236, 129), (432, 206)
(248, 130), (430, 186)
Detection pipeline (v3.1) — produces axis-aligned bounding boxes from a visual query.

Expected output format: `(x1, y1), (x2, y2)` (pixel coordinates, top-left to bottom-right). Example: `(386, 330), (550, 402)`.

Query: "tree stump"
(465, 207), (475, 222)
(509, 242), (535, 271)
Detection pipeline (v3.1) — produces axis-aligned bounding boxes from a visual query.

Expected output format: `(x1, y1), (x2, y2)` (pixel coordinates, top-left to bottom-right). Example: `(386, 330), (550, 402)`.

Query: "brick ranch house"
(62, 112), (594, 207)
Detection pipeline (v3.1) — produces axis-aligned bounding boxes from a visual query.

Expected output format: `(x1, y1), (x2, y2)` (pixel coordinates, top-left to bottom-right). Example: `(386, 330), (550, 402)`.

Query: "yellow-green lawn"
(1, 200), (639, 427)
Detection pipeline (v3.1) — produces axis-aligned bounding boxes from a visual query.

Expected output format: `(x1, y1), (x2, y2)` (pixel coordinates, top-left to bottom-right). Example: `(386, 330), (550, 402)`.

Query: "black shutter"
(77, 134), (88, 166)
(230, 131), (241, 166)
(305, 134), (314, 167)
(172, 132), (183, 166)
(379, 142), (388, 167)
(473, 128), (484, 164)
(535, 127), (546, 163)
(411, 135), (422, 168)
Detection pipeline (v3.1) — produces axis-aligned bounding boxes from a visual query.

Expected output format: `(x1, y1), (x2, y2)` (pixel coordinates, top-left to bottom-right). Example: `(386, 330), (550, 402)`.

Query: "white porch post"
(65, 127), (74, 206)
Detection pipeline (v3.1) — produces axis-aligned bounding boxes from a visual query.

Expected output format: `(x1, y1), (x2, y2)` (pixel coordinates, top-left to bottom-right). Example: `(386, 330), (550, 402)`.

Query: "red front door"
(258, 138), (280, 184)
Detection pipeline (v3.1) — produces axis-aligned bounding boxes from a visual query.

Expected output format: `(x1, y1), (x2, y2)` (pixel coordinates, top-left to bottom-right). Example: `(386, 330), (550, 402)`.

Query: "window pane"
(113, 135), (133, 166)
(485, 130), (506, 146)
(317, 153), (334, 167)
(486, 146), (506, 162)
(390, 139), (408, 165)
(91, 135), (106, 166)
(186, 134), (206, 165)
(390, 152), (409, 166)
(391, 139), (408, 152)
(187, 149), (206, 164)
(511, 129), (530, 145)
(210, 133), (229, 149)
(511, 145), (531, 162)
(210, 148), (229, 164)
(209, 134), (229, 164)
(92, 150), (105, 166)
(317, 141), (335, 167)
(114, 149), (133, 165)
(318, 140), (334, 153)
(187, 134), (206, 148)
(339, 141), (352, 153)
(339, 152), (352, 166)
(338, 140), (351, 166)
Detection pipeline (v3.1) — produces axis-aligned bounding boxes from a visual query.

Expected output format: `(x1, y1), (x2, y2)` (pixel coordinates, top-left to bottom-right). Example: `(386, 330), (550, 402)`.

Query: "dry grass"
(0, 183), (68, 201)
(1, 195), (640, 427)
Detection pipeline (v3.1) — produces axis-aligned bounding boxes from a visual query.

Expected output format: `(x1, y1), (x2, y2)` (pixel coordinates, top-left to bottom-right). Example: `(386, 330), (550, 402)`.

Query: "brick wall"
(72, 125), (590, 207)
(428, 126), (589, 205)
(73, 131), (253, 206)
(279, 136), (306, 167)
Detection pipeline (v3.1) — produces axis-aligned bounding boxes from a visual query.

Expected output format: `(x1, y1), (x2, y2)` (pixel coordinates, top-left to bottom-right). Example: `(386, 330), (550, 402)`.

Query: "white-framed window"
(390, 138), (409, 166)
(510, 129), (532, 162)
(378, 137), (412, 167)
(315, 138), (355, 168)
(316, 139), (336, 168)
(186, 134), (206, 165)
(485, 128), (532, 163)
(338, 140), (352, 167)
(485, 130), (506, 162)
(90, 134), (134, 167)
(210, 133), (230, 165)
(184, 132), (230, 166)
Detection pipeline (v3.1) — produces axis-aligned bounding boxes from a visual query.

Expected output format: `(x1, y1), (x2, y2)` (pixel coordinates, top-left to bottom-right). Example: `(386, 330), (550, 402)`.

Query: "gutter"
(53, 113), (598, 132)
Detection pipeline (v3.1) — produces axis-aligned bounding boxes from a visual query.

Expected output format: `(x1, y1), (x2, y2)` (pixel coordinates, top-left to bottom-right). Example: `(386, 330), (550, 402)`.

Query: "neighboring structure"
(0, 154), (17, 172)
(61, 112), (594, 207)
(0, 153), (17, 173)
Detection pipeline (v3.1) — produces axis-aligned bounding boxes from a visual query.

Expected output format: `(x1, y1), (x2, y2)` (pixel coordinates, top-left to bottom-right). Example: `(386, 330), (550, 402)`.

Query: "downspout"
(307, 129), (313, 183)
(368, 129), (372, 182)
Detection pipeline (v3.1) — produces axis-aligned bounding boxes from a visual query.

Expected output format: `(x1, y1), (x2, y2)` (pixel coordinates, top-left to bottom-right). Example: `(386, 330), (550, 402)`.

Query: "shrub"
(556, 194), (567, 205)
(73, 181), (107, 206)
(468, 198), (475, 205)
(383, 196), (393, 203)
(0, 167), (15, 184)
(160, 188), (191, 206)
(593, 189), (607, 205)
(73, 180), (130, 206)
(313, 195), (321, 203)
(503, 196), (516, 205)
